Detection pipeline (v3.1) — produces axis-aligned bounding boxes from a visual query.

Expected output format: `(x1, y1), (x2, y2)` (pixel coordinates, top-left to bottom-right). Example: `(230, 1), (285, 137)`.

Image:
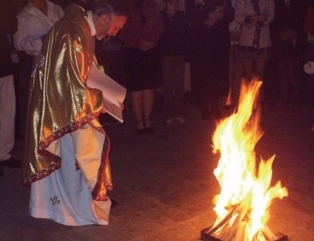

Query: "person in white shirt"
(13, 0), (64, 139)
(14, 0), (64, 61)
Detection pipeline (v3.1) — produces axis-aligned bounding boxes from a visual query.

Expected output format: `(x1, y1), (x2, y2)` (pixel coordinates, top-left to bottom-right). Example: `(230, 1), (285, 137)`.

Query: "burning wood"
(202, 79), (288, 241)
(201, 225), (288, 241)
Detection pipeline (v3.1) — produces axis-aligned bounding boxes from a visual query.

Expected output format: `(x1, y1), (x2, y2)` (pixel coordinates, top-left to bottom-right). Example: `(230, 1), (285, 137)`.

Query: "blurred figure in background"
(304, 0), (314, 74)
(186, 0), (234, 120)
(14, 0), (64, 69)
(154, 0), (186, 11)
(227, 0), (242, 108)
(304, 0), (314, 41)
(158, 0), (189, 125)
(271, 0), (308, 115)
(304, 0), (314, 79)
(234, 0), (274, 101)
(119, 0), (164, 134)
(304, 0), (314, 130)
(13, 0), (64, 139)
(0, 0), (21, 175)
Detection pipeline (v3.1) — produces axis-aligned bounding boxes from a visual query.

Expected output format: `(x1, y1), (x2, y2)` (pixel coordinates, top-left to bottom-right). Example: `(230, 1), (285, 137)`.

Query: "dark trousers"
(161, 55), (186, 118)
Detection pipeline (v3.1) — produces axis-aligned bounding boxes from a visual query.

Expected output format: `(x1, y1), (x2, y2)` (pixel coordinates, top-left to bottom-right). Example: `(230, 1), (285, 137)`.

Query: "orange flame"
(210, 79), (288, 240)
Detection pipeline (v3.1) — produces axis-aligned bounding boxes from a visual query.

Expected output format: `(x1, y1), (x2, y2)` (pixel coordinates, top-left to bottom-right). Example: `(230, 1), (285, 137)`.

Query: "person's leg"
(288, 61), (300, 113)
(173, 55), (186, 119)
(233, 57), (243, 106)
(242, 59), (254, 82)
(129, 90), (144, 131)
(254, 59), (267, 81)
(0, 75), (15, 161)
(16, 53), (32, 139)
(254, 59), (267, 102)
(229, 44), (242, 106)
(161, 55), (174, 121)
(277, 61), (289, 110)
(142, 88), (155, 129)
(189, 30), (206, 105)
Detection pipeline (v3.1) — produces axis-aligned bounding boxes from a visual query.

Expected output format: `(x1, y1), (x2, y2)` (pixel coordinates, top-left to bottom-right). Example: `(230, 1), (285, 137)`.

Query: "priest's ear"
(93, 12), (110, 27)
(94, 13), (127, 39)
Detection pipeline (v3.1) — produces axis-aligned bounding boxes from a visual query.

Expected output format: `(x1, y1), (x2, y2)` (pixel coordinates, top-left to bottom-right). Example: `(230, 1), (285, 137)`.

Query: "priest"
(22, 0), (128, 226)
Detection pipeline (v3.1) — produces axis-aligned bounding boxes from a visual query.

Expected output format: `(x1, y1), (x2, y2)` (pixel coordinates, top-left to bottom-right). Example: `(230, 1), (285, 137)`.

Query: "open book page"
(87, 65), (126, 123)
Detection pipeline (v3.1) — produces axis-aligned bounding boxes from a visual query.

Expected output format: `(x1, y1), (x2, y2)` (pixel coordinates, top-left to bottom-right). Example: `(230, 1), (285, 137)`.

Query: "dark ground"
(1, 75), (314, 241)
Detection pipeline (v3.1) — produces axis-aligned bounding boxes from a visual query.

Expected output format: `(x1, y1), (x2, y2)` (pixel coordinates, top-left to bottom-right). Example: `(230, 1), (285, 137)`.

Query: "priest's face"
(94, 14), (127, 40)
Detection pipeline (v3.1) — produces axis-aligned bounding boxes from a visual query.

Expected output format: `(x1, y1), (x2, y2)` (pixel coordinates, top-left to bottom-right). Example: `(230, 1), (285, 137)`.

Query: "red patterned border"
(21, 113), (101, 186)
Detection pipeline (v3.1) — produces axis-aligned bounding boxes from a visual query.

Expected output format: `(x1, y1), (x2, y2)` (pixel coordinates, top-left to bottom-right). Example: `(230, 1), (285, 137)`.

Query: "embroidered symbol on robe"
(50, 196), (61, 205)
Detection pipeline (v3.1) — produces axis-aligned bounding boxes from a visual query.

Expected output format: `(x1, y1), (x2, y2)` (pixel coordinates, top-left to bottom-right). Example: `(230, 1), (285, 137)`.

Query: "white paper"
(87, 65), (126, 123)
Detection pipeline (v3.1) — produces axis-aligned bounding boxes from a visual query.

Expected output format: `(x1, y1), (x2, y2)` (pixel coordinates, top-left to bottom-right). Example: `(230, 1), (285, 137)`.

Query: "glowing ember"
(208, 79), (288, 241)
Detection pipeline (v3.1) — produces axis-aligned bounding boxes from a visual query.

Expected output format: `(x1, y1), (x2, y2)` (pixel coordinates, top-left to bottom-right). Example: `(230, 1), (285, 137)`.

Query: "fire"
(209, 79), (288, 241)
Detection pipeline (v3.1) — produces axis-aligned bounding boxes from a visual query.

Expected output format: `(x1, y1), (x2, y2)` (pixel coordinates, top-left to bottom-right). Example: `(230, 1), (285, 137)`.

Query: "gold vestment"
(22, 5), (112, 199)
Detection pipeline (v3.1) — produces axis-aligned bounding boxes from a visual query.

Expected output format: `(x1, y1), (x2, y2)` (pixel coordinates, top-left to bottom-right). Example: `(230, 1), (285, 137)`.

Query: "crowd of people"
(1, 0), (314, 226)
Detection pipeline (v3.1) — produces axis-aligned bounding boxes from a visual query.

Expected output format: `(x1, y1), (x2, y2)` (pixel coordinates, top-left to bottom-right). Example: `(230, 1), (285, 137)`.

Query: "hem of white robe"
(29, 129), (111, 226)
(30, 199), (111, 226)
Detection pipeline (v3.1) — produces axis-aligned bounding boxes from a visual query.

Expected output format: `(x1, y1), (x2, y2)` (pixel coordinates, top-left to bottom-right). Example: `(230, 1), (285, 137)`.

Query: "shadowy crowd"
(1, 0), (314, 169)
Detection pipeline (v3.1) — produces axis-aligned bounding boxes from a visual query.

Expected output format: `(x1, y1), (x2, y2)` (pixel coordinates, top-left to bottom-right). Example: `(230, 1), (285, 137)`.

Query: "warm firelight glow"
(210, 79), (288, 241)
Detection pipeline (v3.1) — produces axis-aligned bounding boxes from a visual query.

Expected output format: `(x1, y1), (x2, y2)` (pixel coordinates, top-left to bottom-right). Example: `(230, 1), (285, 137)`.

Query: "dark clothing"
(119, 0), (164, 49)
(59, 0), (93, 10)
(0, 1), (18, 78)
(304, 43), (314, 62)
(304, 6), (314, 35)
(271, 0), (308, 61)
(271, 0), (309, 111)
(161, 54), (186, 118)
(186, 0), (234, 99)
(124, 47), (162, 91)
(95, 37), (126, 87)
(158, 9), (189, 119)
(0, 34), (15, 78)
(158, 9), (189, 57)
(119, 0), (164, 91)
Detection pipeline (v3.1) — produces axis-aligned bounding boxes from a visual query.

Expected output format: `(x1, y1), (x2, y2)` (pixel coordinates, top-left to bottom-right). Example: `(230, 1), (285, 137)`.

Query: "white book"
(87, 65), (126, 123)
